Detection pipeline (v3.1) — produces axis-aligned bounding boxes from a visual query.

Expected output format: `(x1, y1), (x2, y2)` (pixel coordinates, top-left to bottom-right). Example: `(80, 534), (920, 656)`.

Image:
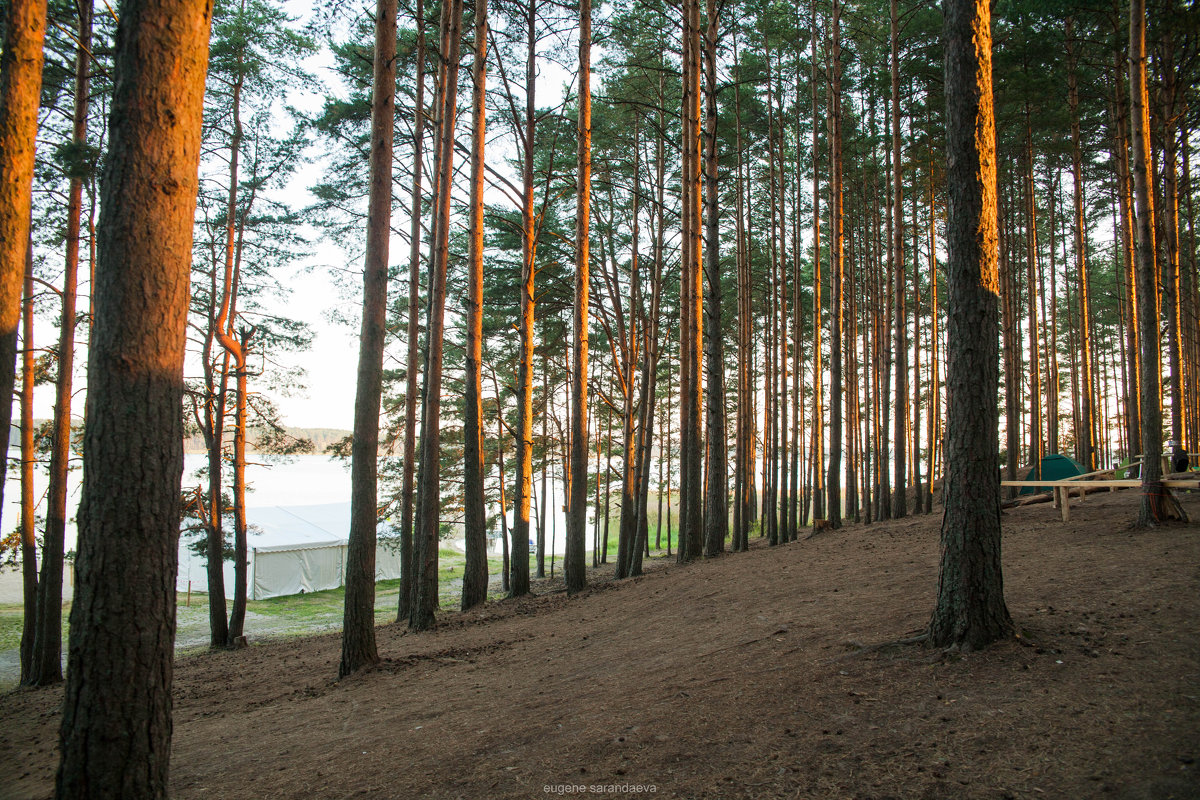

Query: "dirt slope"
(3, 489), (1199, 799)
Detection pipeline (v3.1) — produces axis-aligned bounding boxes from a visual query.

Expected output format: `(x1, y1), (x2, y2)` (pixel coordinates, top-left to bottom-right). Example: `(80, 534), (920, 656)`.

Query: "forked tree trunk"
(341, 0), (396, 670)
(462, 0), (489, 610)
(57, 1), (212, 793)
(929, 0), (1013, 651)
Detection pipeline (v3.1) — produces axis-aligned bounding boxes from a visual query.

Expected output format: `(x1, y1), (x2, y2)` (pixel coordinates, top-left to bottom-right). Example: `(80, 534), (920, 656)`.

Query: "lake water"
(2, 452), (354, 556)
(1, 450), (573, 557)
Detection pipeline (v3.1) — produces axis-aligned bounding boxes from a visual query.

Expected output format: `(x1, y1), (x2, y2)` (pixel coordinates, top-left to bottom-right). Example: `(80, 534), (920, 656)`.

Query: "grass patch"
(0, 605), (24, 652)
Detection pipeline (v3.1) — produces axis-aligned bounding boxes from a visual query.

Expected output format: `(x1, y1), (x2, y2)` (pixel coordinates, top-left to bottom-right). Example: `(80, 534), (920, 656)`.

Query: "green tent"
(1018, 453), (1086, 495)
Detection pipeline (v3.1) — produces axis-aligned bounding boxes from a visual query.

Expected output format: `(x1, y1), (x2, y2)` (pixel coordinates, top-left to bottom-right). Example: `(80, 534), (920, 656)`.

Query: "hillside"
(2, 489), (1198, 798)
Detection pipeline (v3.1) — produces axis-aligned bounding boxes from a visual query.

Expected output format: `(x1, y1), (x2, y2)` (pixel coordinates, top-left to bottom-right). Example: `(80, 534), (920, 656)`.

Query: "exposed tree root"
(834, 632), (929, 661)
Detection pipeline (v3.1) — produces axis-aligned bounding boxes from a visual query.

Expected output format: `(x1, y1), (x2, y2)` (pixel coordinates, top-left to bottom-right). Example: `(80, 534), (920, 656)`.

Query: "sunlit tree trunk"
(0, 0), (47, 542)
(827, 0), (844, 530)
(18, 243), (35, 683)
(342, 0), (397, 668)
(30, 0), (90, 684)
(511, 0), (538, 597)
(462, 0), (489, 610)
(811, 0), (826, 522)
(929, 0), (1012, 651)
(213, 69), (253, 644)
(57, 0), (213, 792)
(1130, 0), (1177, 524)
(566, 0), (590, 592)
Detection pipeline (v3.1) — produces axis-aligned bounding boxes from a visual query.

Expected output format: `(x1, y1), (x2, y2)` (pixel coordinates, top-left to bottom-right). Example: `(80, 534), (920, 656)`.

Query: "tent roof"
(1017, 453), (1086, 495)
(247, 503), (351, 553)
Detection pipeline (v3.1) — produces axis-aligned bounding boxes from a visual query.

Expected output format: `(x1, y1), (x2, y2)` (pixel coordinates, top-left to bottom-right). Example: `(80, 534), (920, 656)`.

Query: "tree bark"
(18, 242), (35, 684)
(397, 0), (427, 623)
(510, 1), (539, 597)
(702, 0), (727, 557)
(462, 0), (489, 611)
(811, 0), (826, 522)
(411, 0), (464, 630)
(0, 0), (47, 542)
(1067, 19), (1096, 472)
(890, 0), (907, 519)
(1130, 0), (1176, 525)
(341, 0), (396, 669)
(30, 0), (90, 685)
(567, 0), (591, 592)
(827, 0), (844, 530)
(928, 0), (1013, 651)
(57, 1), (213, 793)
(678, 0), (703, 562)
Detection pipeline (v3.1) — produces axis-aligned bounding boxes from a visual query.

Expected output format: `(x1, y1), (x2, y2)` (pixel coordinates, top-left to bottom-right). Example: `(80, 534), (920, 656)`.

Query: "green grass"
(0, 605), (24, 652)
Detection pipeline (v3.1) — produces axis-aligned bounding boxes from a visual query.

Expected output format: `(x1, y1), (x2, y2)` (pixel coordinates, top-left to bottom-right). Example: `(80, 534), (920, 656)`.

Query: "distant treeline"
(182, 427), (351, 455)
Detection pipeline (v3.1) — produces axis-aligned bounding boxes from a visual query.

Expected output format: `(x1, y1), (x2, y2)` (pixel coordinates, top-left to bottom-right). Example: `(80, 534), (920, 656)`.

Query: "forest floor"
(2, 487), (1199, 799)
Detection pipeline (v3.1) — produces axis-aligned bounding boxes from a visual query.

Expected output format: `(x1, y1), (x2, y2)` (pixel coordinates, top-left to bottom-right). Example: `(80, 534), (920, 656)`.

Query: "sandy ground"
(2, 488), (1198, 799)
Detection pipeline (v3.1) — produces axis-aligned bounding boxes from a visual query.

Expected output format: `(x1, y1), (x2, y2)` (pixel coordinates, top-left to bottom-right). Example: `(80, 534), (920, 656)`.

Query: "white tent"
(177, 503), (403, 600)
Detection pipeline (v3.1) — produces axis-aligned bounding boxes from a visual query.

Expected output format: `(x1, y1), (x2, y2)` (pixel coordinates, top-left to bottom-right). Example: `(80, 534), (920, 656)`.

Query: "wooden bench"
(999, 478), (1200, 522)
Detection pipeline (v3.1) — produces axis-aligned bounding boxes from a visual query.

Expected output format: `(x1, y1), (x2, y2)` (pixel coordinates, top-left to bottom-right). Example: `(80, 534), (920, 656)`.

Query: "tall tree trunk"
(827, 0), (844, 529)
(1159, 34), (1184, 456)
(890, 0), (907, 518)
(633, 117), (664, 576)
(411, 0), (464, 630)
(228, 329), (252, 640)
(213, 70), (250, 644)
(1111, 41), (1140, 459)
(57, 1), (212, 792)
(702, 0), (726, 556)
(462, 0), (489, 610)
(1024, 118), (1043, 476)
(566, 0), (591, 592)
(30, 0), (90, 684)
(1130, 0), (1175, 524)
(1067, 18), (1096, 472)
(0, 0), (47, 544)
(341, 0), (397, 668)
(18, 242), (35, 683)
(511, 0), (538, 597)
(733, 32), (751, 550)
(929, 0), (1013, 651)
(1046, 170), (1063, 454)
(397, 0), (427, 623)
(678, 0), (703, 562)
(811, 0), (826, 522)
